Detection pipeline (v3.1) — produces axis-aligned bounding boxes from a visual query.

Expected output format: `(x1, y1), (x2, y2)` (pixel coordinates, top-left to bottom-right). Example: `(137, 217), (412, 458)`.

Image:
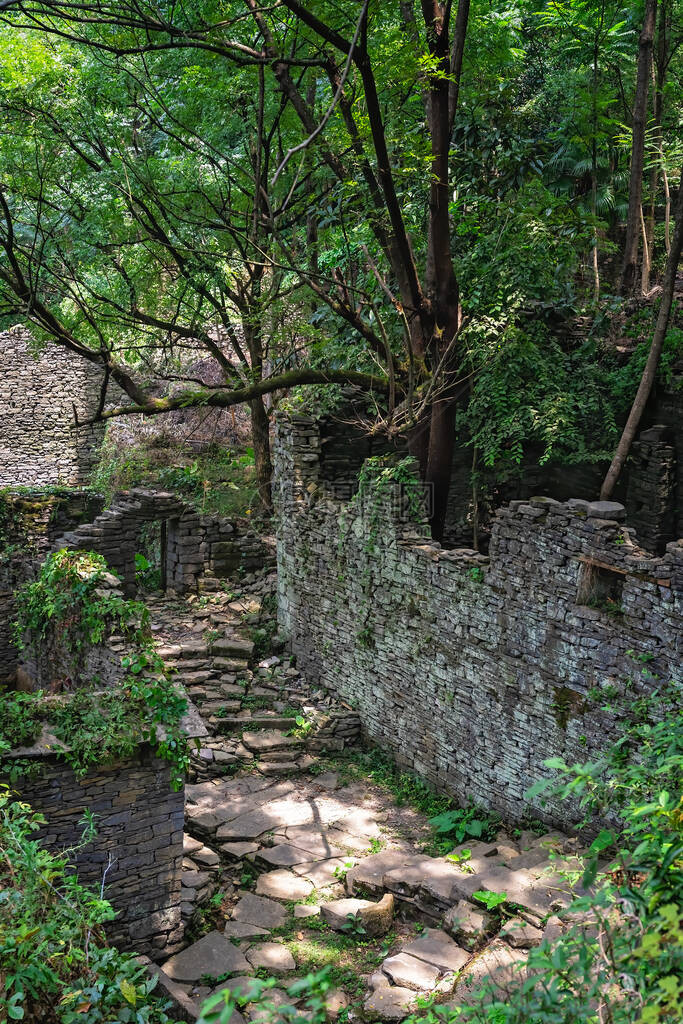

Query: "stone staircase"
(149, 584), (361, 782)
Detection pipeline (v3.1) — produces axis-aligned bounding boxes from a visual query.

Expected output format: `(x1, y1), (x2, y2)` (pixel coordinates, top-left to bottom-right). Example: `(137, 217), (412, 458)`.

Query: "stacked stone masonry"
(0, 328), (109, 487)
(53, 488), (275, 597)
(274, 414), (682, 827)
(7, 747), (184, 959)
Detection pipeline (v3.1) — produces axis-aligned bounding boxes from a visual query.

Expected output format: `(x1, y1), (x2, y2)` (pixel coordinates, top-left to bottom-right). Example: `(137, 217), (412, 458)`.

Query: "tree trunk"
(620, 0), (657, 295)
(600, 169), (683, 500)
(643, 2), (668, 291)
(249, 395), (273, 512)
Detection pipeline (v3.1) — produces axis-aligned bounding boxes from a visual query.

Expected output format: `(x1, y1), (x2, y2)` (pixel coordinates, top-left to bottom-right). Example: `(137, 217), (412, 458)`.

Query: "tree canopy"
(0, 0), (681, 528)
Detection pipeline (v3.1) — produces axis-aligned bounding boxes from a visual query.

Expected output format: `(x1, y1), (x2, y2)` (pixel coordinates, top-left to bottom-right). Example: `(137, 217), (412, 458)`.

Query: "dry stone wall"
(5, 745), (184, 959)
(0, 328), (108, 487)
(274, 414), (682, 826)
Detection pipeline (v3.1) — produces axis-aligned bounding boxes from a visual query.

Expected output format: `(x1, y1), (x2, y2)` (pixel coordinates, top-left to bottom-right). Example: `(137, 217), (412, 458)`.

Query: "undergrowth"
(91, 436), (261, 519)
(2, 550), (190, 788)
(0, 786), (173, 1023)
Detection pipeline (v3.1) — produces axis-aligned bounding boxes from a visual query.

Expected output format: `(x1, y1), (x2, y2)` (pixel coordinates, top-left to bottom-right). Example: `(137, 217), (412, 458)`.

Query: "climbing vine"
(2, 550), (190, 789)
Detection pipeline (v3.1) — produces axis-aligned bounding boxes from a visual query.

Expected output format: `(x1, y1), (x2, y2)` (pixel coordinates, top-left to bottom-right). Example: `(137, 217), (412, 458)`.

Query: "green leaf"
(119, 976), (137, 1005)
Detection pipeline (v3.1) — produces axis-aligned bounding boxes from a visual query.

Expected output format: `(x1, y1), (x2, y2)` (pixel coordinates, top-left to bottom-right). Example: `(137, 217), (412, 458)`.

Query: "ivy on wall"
(1, 550), (190, 789)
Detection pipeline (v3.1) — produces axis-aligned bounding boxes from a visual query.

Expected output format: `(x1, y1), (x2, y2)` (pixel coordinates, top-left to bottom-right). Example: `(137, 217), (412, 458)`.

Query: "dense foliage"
(2, 550), (190, 788)
(0, 785), (173, 1023)
(0, 1), (680, 526)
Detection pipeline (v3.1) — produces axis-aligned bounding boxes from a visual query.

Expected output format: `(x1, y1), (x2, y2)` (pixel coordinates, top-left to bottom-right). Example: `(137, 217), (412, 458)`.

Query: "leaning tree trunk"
(600, 169), (683, 500)
(621, 0), (657, 296)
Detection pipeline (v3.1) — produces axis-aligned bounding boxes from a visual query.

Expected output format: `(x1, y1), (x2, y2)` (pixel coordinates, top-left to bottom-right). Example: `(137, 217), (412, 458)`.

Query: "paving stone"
(222, 921), (270, 940)
(402, 929), (469, 973)
(183, 835), (204, 856)
(346, 851), (427, 896)
(451, 941), (528, 1006)
(283, 828), (344, 860)
(255, 869), (314, 901)
(382, 952), (440, 991)
(246, 943), (296, 974)
(242, 730), (301, 753)
(450, 863), (568, 916)
(321, 894), (394, 937)
(231, 892), (288, 929)
(444, 900), (494, 950)
(293, 858), (350, 887)
(193, 847), (220, 868)
(216, 810), (282, 841)
(209, 976), (263, 1001)
(325, 989), (350, 1018)
(248, 989), (294, 1024)
(363, 986), (417, 1021)
(500, 917), (543, 948)
(182, 870), (211, 889)
(220, 842), (260, 861)
(256, 844), (315, 868)
(164, 931), (251, 983)
(333, 808), (384, 839)
(294, 904), (321, 918)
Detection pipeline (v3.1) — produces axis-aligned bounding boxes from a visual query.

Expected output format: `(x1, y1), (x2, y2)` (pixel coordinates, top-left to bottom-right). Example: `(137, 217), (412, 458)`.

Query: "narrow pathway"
(139, 569), (588, 1022)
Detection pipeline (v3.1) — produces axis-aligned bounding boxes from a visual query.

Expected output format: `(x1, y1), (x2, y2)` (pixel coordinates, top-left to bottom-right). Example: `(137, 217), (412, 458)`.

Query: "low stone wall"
(54, 488), (275, 596)
(274, 415), (682, 827)
(5, 744), (184, 959)
(0, 489), (106, 683)
(0, 328), (107, 487)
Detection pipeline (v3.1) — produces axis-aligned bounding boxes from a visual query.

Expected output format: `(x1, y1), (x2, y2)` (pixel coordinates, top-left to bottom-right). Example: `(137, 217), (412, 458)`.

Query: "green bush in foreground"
(0, 786), (172, 1023)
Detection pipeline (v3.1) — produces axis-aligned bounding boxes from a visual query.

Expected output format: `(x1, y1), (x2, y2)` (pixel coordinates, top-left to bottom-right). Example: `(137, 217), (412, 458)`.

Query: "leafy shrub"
(405, 680), (683, 1024)
(0, 692), (42, 752)
(0, 786), (173, 1023)
(7, 550), (189, 789)
(91, 434), (259, 518)
(12, 549), (148, 654)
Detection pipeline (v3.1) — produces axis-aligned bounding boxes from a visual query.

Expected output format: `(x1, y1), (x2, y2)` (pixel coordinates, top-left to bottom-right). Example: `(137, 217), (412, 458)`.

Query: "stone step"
(210, 637), (255, 659)
(241, 730), (302, 754)
(216, 714), (296, 734)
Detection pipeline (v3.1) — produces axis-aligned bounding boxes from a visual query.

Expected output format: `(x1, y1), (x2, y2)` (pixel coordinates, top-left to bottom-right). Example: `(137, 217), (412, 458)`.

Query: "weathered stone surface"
(321, 893), (394, 937)
(256, 844), (315, 868)
(450, 863), (568, 916)
(293, 858), (350, 888)
(346, 851), (426, 896)
(294, 904), (321, 919)
(231, 892), (288, 929)
(445, 900), (494, 949)
(402, 929), (469, 973)
(220, 841), (260, 860)
(274, 416), (680, 828)
(325, 988), (350, 1018)
(217, 811), (282, 841)
(451, 941), (528, 1006)
(164, 931), (251, 983)
(222, 921), (270, 940)
(242, 730), (301, 753)
(381, 953), (440, 991)
(363, 986), (417, 1021)
(500, 917), (543, 948)
(245, 943), (296, 974)
(255, 869), (314, 901)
